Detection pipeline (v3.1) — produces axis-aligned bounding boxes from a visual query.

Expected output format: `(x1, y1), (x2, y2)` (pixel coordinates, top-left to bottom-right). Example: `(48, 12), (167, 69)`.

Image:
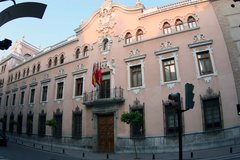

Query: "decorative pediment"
(130, 98), (144, 109)
(188, 34), (213, 48)
(155, 41), (179, 56)
(201, 87), (220, 100)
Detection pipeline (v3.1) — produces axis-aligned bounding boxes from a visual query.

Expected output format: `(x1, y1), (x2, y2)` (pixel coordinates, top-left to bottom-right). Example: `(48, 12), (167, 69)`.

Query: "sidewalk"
(64, 145), (240, 160)
(9, 138), (240, 160)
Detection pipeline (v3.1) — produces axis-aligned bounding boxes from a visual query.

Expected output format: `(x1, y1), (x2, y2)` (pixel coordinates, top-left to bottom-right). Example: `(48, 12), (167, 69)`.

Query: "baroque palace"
(0, 0), (240, 153)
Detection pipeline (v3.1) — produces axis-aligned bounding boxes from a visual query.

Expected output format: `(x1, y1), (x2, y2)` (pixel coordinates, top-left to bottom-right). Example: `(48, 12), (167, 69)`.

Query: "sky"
(0, 0), (178, 59)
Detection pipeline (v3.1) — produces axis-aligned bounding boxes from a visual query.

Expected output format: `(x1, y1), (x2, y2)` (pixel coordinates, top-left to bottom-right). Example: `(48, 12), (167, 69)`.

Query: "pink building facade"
(0, 0), (239, 153)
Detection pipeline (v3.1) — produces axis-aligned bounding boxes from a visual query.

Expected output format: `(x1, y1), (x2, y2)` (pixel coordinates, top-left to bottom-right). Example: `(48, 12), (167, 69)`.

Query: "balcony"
(83, 87), (125, 106)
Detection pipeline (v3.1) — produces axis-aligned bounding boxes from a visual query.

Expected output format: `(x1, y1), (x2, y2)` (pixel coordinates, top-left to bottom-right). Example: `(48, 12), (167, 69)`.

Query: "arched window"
(27, 67), (30, 76)
(125, 32), (132, 44)
(18, 71), (21, 79)
(163, 22), (171, 34)
(175, 19), (184, 31)
(23, 69), (26, 77)
(54, 57), (58, 66)
(75, 49), (80, 59)
(83, 46), (88, 57)
(48, 59), (52, 68)
(136, 29), (143, 42)
(188, 16), (197, 28)
(15, 73), (17, 80)
(103, 38), (109, 51)
(37, 63), (41, 72)
(60, 54), (64, 64)
(32, 65), (36, 74)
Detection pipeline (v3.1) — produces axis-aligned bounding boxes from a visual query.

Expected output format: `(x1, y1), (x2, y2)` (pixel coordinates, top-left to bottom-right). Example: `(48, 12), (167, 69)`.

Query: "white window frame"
(159, 52), (181, 85)
(55, 80), (65, 101)
(127, 60), (145, 91)
(73, 75), (85, 99)
(40, 84), (49, 103)
(29, 87), (36, 105)
(192, 46), (217, 79)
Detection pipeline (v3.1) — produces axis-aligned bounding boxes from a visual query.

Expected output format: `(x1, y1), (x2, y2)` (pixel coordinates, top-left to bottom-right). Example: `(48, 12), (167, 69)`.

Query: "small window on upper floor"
(175, 19), (184, 32)
(136, 29), (143, 42)
(75, 49), (80, 59)
(27, 67), (30, 76)
(23, 69), (26, 77)
(163, 22), (171, 34)
(83, 46), (88, 57)
(188, 16), (197, 29)
(32, 65), (36, 74)
(15, 73), (17, 81)
(18, 71), (21, 79)
(54, 57), (58, 66)
(103, 38), (109, 51)
(37, 63), (41, 72)
(125, 32), (132, 44)
(60, 54), (64, 64)
(48, 59), (52, 68)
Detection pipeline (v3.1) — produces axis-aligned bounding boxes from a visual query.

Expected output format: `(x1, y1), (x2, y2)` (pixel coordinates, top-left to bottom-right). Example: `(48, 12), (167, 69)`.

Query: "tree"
(121, 111), (143, 159)
(46, 118), (57, 151)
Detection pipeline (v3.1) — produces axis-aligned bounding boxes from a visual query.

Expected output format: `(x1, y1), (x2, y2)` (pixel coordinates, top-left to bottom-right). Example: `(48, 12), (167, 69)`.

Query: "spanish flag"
(97, 62), (102, 86)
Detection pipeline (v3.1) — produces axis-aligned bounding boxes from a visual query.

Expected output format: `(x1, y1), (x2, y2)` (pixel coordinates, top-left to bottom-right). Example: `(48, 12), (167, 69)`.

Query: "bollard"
(106, 153), (109, 159)
(82, 152), (85, 158)
(230, 147), (233, 153)
(62, 148), (65, 154)
(191, 152), (193, 158)
(33, 143), (35, 148)
(152, 154), (155, 159)
(42, 145), (44, 150)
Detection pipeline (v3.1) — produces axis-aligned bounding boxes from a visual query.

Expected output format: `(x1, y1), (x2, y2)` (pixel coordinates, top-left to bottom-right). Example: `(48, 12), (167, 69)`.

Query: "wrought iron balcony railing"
(83, 87), (125, 106)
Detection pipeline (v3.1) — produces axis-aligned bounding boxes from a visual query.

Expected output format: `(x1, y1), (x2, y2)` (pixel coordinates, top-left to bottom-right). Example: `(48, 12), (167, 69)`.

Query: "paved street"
(1, 141), (240, 160)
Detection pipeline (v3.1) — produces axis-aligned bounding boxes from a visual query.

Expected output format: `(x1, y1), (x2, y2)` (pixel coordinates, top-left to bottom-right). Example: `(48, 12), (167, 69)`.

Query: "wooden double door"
(98, 114), (114, 152)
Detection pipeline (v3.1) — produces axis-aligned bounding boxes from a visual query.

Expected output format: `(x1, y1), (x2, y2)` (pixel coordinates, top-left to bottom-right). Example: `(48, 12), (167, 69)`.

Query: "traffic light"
(185, 83), (195, 110)
(237, 104), (240, 115)
(167, 93), (181, 109)
(0, 39), (12, 50)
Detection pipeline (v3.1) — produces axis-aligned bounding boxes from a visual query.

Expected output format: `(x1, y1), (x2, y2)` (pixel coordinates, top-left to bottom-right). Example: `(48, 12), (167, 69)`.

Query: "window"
(136, 29), (143, 42)
(5, 95), (9, 107)
(17, 113), (23, 134)
(202, 98), (222, 130)
(26, 113), (33, 135)
(54, 57), (58, 66)
(53, 110), (62, 138)
(30, 88), (35, 104)
(163, 22), (171, 34)
(41, 85), (48, 102)
(162, 58), (177, 82)
(32, 65), (36, 74)
(2, 114), (7, 132)
(125, 32), (132, 44)
(37, 63), (40, 72)
(60, 54), (64, 64)
(15, 73), (17, 80)
(103, 38), (109, 51)
(75, 78), (83, 97)
(72, 108), (82, 139)
(83, 46), (88, 57)
(38, 111), (46, 137)
(56, 82), (64, 100)
(48, 59), (52, 68)
(27, 68), (30, 76)
(23, 69), (26, 77)
(0, 97), (2, 107)
(197, 51), (213, 76)
(75, 49), (80, 59)
(20, 91), (25, 105)
(175, 19), (184, 31)
(18, 71), (21, 79)
(9, 113), (14, 133)
(165, 106), (178, 135)
(188, 16), (197, 28)
(130, 65), (142, 88)
(12, 93), (16, 106)
(99, 72), (110, 99)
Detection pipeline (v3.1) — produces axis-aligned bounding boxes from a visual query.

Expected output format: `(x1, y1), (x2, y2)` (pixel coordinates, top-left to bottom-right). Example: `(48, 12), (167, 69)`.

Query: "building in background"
(0, 0), (239, 153)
